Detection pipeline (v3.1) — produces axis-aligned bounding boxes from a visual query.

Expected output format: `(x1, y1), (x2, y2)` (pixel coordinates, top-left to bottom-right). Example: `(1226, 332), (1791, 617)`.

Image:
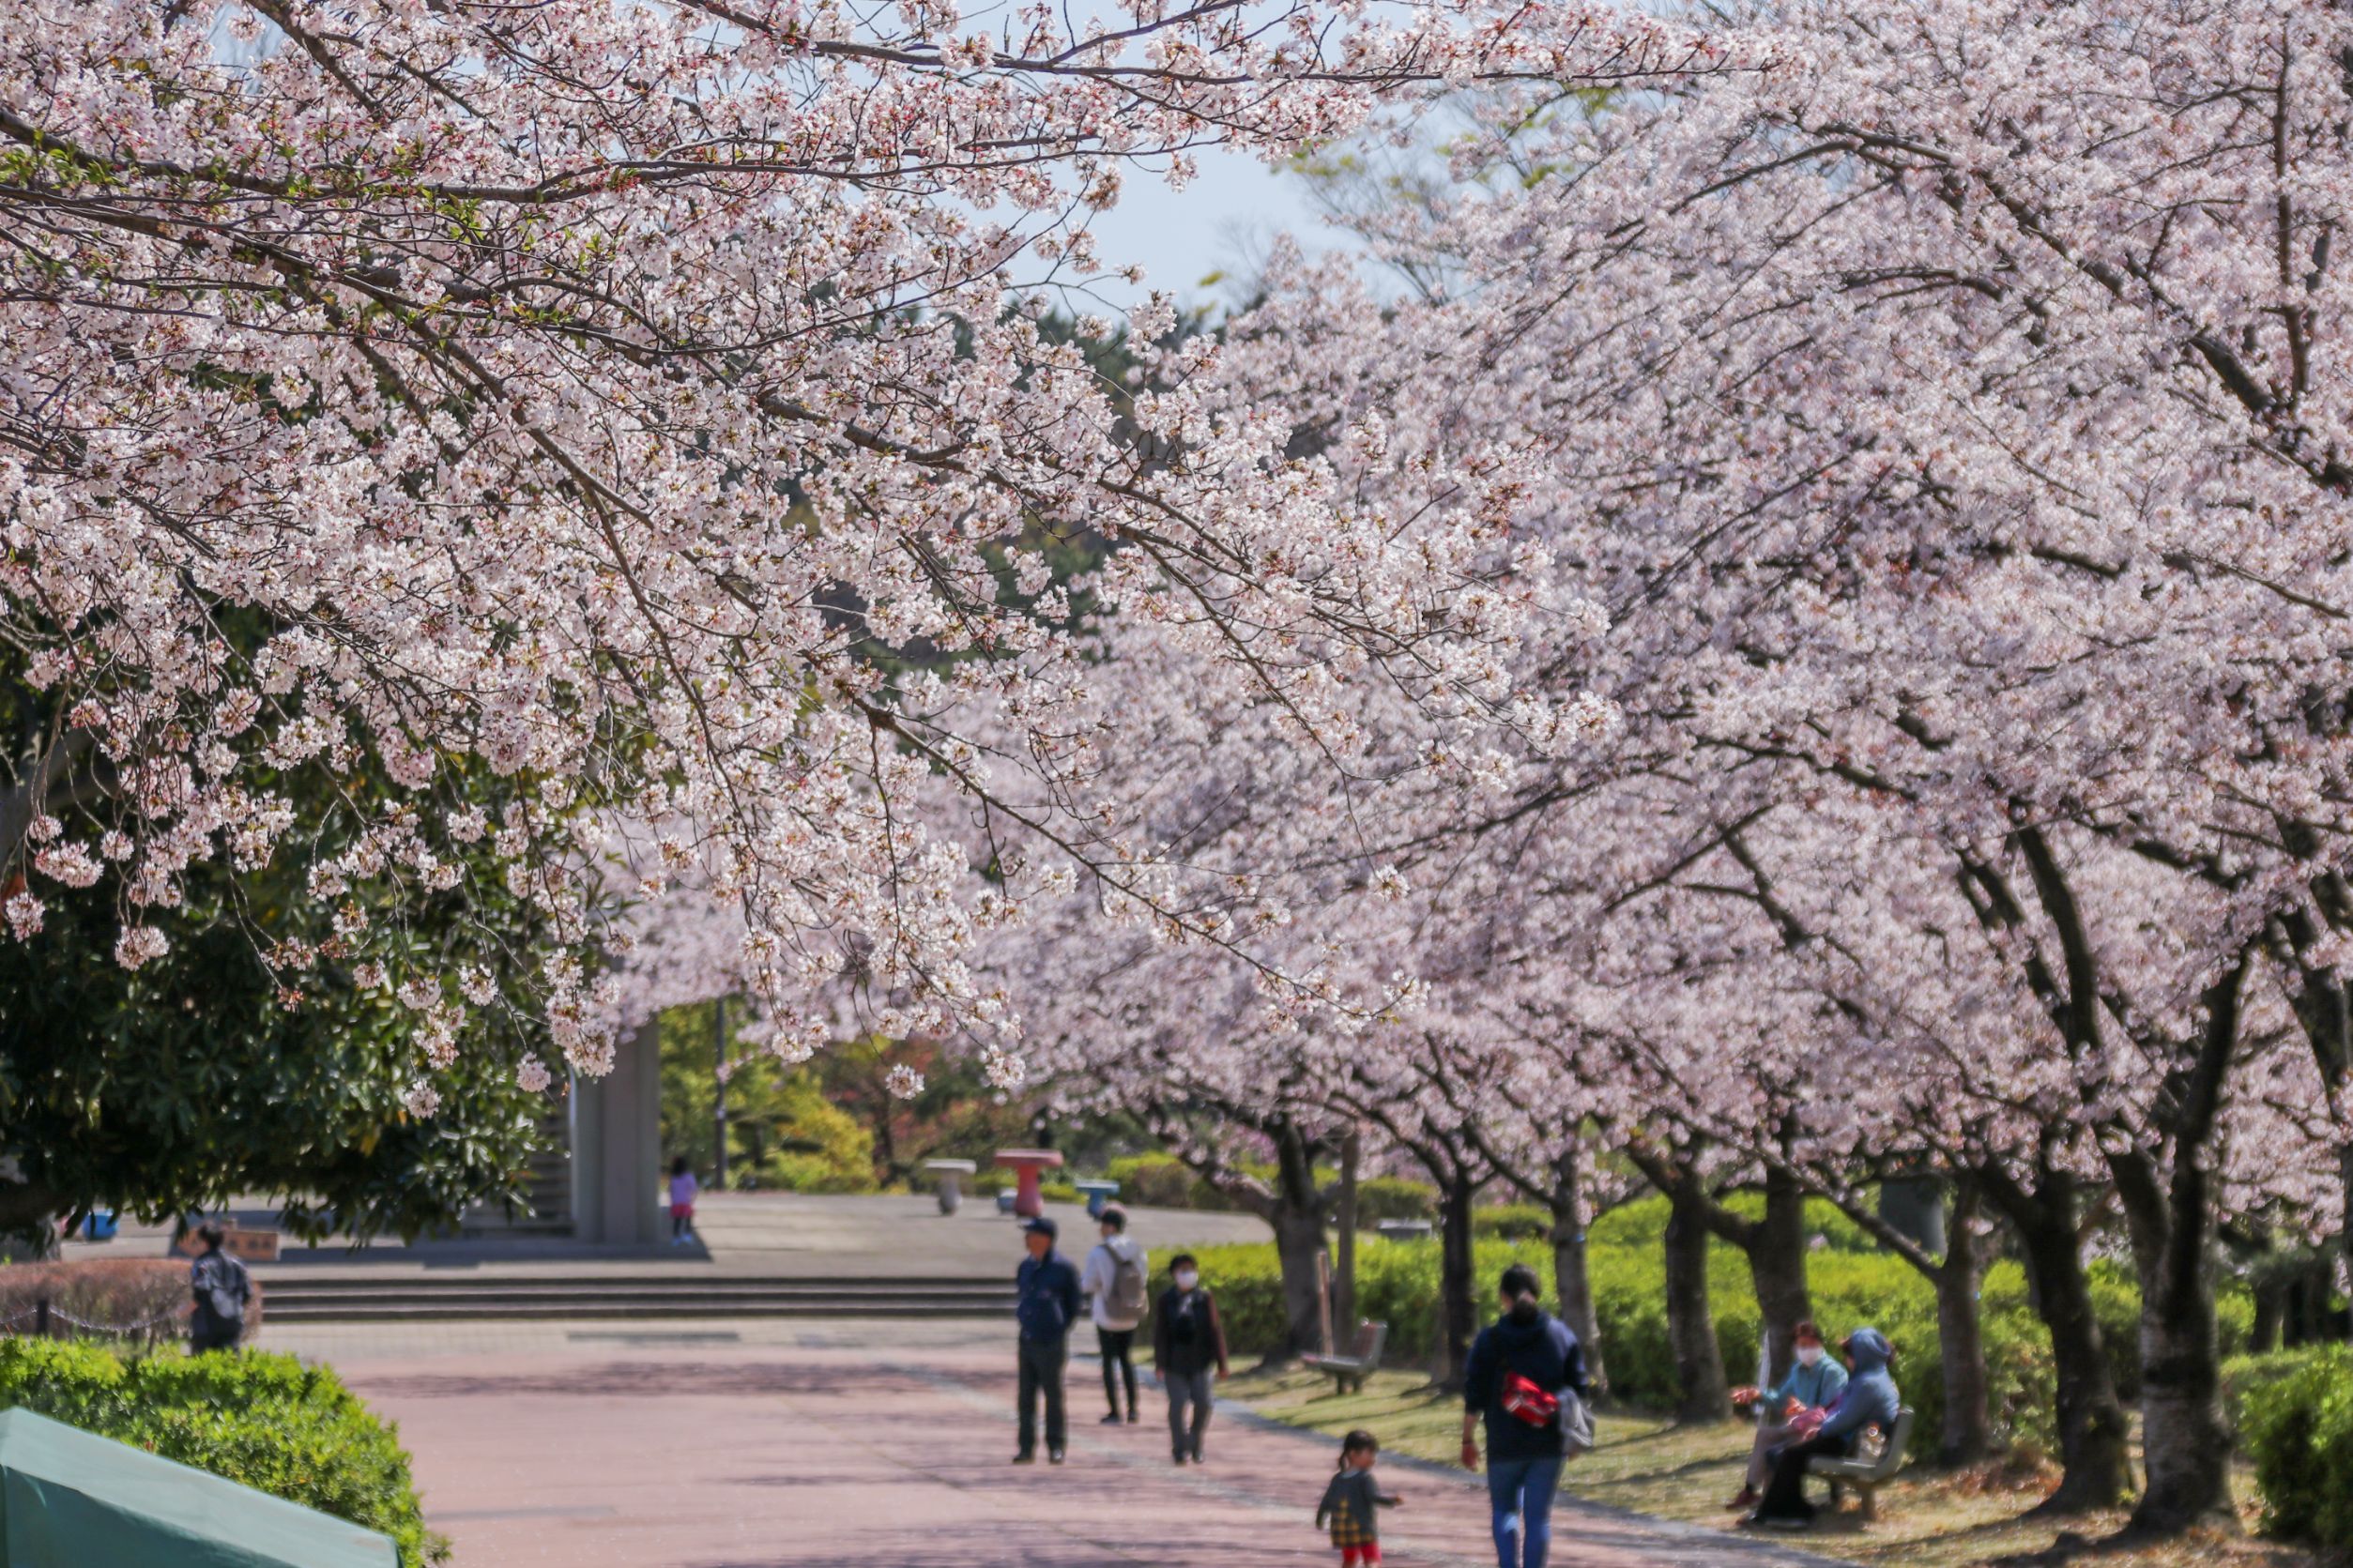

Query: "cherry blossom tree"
(1, 0), (1720, 1121)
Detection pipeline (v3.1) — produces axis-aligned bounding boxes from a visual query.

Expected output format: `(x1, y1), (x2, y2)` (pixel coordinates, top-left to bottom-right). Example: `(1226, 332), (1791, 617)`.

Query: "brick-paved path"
(319, 1320), (1832, 1568)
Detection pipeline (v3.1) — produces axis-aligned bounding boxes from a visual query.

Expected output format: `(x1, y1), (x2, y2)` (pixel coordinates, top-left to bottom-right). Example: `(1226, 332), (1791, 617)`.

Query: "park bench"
(1813, 1407), (1915, 1521)
(1302, 1319), (1389, 1394)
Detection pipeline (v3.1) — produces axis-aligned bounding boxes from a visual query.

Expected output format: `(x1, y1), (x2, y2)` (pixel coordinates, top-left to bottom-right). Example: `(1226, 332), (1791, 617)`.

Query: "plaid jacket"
(1316, 1469), (1396, 1547)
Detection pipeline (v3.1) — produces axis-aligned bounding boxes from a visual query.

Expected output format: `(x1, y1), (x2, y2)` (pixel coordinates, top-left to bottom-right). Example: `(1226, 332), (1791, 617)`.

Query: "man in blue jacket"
(1013, 1215), (1082, 1464)
(1749, 1327), (1901, 1528)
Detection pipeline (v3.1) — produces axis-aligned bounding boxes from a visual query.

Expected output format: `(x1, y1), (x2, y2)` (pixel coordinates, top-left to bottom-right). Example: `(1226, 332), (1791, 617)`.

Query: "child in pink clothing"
(667, 1156), (699, 1244)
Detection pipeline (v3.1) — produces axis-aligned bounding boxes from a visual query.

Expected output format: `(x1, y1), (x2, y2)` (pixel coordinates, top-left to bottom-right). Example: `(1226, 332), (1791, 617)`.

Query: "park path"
(308, 1319), (1832, 1568)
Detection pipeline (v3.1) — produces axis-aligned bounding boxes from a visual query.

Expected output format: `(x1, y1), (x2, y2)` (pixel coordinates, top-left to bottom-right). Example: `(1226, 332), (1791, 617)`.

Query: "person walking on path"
(1152, 1252), (1231, 1465)
(1013, 1215), (1081, 1464)
(1316, 1429), (1401, 1566)
(667, 1156), (700, 1245)
(1724, 1319), (1846, 1512)
(187, 1223), (251, 1354)
(1078, 1204), (1148, 1424)
(1749, 1328), (1901, 1529)
(1461, 1263), (1589, 1568)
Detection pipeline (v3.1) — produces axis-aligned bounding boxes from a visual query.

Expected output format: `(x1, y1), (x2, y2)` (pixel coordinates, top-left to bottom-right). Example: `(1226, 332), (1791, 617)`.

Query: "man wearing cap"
(1013, 1214), (1083, 1464)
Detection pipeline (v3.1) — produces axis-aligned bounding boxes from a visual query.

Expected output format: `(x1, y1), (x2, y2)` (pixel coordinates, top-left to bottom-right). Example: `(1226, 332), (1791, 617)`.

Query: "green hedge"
(1102, 1153), (1241, 1211)
(2240, 1345), (2353, 1547)
(0, 1339), (442, 1566)
(1474, 1205), (1552, 1241)
(1353, 1178), (1436, 1225)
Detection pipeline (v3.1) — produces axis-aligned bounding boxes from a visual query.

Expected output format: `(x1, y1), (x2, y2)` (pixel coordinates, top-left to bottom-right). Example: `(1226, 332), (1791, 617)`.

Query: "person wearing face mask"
(1152, 1254), (1230, 1464)
(1723, 1321), (1847, 1512)
(1747, 1327), (1901, 1530)
(1460, 1264), (1589, 1568)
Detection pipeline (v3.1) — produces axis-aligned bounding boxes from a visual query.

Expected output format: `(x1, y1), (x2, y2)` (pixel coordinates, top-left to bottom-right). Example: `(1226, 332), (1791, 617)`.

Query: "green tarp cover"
(0, 1407), (397, 1568)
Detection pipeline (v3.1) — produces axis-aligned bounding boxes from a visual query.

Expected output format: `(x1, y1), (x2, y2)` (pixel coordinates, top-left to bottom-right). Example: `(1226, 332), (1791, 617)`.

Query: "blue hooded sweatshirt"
(1816, 1327), (1900, 1446)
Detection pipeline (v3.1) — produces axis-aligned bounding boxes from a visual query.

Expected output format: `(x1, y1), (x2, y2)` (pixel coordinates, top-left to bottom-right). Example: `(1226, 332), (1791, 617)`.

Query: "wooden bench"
(1814, 1407), (1915, 1520)
(1302, 1320), (1388, 1394)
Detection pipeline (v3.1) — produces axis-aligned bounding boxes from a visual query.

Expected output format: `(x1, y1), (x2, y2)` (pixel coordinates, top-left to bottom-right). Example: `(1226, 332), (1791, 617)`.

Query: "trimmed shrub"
(1103, 1153), (1241, 1211)
(0, 1337), (441, 1565)
(1353, 1178), (1436, 1225)
(2225, 1344), (2353, 1434)
(2240, 1344), (2353, 1547)
(1474, 1206), (1552, 1241)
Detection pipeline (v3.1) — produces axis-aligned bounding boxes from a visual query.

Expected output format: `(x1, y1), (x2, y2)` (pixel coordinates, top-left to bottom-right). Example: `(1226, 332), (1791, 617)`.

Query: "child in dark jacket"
(1316, 1429), (1401, 1566)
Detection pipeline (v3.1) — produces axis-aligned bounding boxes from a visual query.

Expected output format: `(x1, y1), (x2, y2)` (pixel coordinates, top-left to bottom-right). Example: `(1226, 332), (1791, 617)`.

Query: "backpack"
(1108, 1246), (1149, 1322)
(194, 1253), (248, 1324)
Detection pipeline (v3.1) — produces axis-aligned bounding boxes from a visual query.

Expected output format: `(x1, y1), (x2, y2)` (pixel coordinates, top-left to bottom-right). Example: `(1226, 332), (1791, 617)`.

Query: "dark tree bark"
(1663, 1188), (1730, 1423)
(1266, 1117), (1334, 1362)
(1435, 1169), (1480, 1390)
(1932, 1180), (1992, 1466)
(1748, 1166), (1811, 1383)
(2113, 959), (2246, 1534)
(1999, 1168), (2132, 1514)
(1628, 1148), (1811, 1387)
(1549, 1145), (1608, 1402)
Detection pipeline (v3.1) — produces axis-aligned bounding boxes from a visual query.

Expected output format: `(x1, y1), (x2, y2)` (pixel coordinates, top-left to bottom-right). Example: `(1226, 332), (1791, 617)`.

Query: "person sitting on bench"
(1748, 1327), (1899, 1529)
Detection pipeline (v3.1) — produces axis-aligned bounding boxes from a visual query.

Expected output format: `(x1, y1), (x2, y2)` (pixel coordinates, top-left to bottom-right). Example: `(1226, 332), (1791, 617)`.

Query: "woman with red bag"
(1460, 1264), (1591, 1568)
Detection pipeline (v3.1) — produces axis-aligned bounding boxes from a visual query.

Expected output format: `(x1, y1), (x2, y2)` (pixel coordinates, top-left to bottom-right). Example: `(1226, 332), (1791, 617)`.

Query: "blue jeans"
(1487, 1454), (1566, 1568)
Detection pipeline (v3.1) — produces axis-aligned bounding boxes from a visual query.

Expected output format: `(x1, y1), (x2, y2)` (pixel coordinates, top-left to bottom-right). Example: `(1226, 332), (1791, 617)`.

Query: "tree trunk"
(2118, 960), (2242, 1535)
(1264, 1119), (1331, 1362)
(1664, 1190), (1729, 1424)
(1272, 1202), (1330, 1362)
(1549, 1146), (1606, 1402)
(2249, 1277), (2284, 1354)
(1748, 1166), (1812, 1387)
(2014, 1196), (2131, 1513)
(1933, 1180), (1992, 1467)
(2341, 1150), (2353, 1339)
(2132, 1266), (2233, 1532)
(1334, 1126), (1360, 1343)
(1435, 1171), (1479, 1391)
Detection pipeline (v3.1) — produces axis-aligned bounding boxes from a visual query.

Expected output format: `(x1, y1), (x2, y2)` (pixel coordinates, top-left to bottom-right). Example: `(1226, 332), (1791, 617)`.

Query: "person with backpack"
(187, 1223), (252, 1354)
(1461, 1263), (1590, 1568)
(1013, 1215), (1082, 1464)
(1078, 1204), (1148, 1424)
(1152, 1253), (1230, 1464)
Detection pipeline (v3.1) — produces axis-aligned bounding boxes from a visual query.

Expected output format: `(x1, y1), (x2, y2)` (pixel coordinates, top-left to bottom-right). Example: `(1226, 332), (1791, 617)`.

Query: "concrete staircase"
(261, 1273), (1016, 1323)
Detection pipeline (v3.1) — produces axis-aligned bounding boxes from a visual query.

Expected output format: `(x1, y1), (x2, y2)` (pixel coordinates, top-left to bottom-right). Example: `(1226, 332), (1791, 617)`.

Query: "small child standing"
(1315, 1429), (1401, 1567)
(667, 1156), (699, 1245)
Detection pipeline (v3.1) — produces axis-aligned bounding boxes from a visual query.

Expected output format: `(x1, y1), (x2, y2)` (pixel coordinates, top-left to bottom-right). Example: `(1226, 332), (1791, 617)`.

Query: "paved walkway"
(286, 1318), (1833, 1568)
(69, 1192), (1272, 1280)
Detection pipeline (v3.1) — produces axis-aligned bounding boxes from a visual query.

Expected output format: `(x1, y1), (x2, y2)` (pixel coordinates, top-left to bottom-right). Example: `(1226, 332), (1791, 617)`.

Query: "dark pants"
(1165, 1367), (1213, 1459)
(1754, 1432), (1850, 1520)
(190, 1318), (241, 1354)
(1097, 1326), (1138, 1415)
(1016, 1335), (1068, 1455)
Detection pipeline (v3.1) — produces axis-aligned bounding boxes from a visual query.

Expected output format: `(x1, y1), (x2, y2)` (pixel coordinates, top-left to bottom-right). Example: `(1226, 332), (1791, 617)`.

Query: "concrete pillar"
(571, 1018), (664, 1246)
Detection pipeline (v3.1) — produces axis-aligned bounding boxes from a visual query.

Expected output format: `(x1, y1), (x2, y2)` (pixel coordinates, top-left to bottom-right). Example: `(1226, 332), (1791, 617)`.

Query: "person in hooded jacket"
(1748, 1327), (1901, 1528)
(1461, 1264), (1587, 1568)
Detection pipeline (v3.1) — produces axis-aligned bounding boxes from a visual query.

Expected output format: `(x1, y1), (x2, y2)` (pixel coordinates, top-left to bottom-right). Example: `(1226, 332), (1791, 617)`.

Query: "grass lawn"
(1222, 1365), (2321, 1568)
